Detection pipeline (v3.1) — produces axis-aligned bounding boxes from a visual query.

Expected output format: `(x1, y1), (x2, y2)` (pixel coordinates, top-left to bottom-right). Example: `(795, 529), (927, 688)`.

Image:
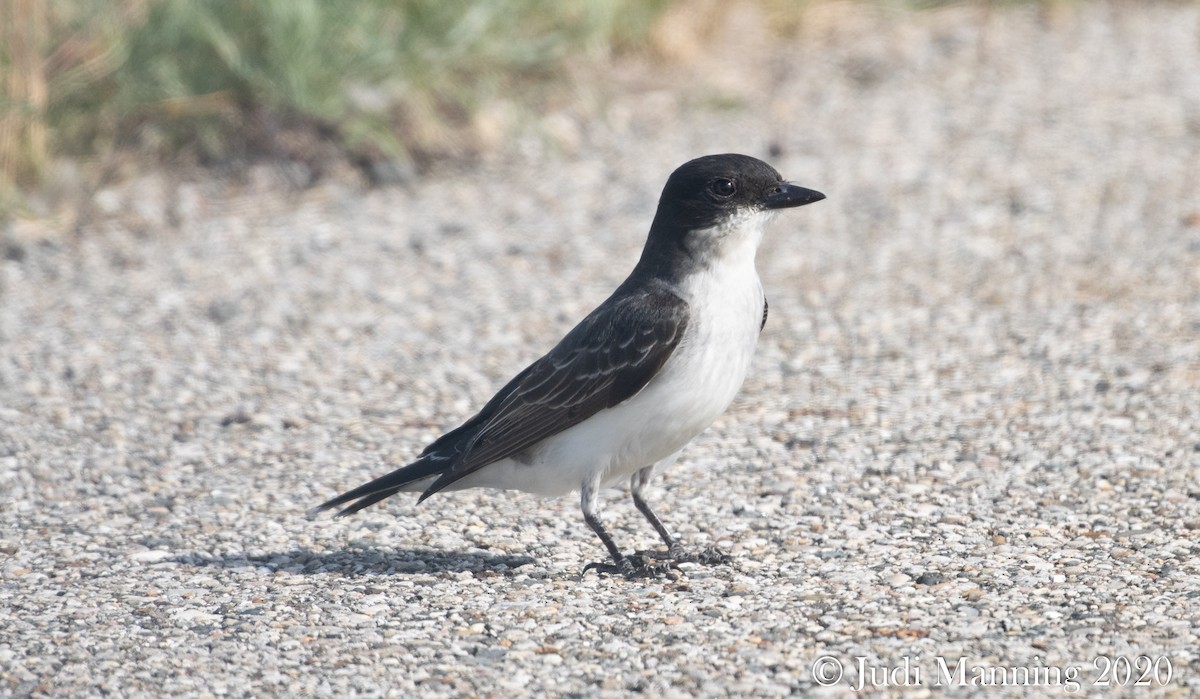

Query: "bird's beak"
(763, 182), (825, 209)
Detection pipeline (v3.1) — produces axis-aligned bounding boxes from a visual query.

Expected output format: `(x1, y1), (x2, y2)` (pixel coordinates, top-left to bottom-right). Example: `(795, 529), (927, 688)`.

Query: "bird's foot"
(583, 553), (679, 579)
(668, 544), (732, 566)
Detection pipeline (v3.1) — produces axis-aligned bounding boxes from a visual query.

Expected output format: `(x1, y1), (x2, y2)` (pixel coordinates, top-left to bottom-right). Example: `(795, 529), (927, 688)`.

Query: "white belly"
(454, 258), (765, 496)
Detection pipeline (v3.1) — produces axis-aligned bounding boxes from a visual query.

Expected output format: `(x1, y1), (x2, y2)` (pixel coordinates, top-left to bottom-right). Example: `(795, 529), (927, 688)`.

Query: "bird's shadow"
(174, 545), (537, 577)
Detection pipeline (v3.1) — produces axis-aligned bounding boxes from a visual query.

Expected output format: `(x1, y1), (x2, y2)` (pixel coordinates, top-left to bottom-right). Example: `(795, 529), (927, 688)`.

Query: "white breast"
(601, 254), (763, 472)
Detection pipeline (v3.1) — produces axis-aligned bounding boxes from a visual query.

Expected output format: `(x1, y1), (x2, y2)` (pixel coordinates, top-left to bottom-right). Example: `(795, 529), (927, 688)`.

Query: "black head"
(638, 154), (824, 273)
(654, 154), (824, 231)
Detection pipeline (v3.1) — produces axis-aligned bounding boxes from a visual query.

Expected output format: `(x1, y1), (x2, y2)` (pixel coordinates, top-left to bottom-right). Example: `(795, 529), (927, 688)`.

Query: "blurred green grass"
(1, 0), (666, 199)
(1, 0), (1080, 208)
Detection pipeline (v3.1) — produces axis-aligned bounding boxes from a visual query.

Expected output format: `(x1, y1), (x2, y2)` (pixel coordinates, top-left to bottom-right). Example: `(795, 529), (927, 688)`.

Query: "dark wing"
(417, 286), (689, 499)
(761, 295), (768, 331)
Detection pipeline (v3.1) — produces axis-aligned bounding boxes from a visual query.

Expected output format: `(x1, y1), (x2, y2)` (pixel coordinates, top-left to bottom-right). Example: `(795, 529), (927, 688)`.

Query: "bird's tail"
(309, 455), (447, 518)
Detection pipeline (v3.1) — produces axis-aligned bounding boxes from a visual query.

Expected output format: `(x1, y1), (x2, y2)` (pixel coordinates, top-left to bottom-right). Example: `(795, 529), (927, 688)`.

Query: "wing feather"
(418, 287), (689, 499)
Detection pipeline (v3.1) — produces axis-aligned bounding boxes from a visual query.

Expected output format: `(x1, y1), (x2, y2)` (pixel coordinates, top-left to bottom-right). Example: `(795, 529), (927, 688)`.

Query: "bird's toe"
(668, 544), (732, 566)
(583, 554), (680, 579)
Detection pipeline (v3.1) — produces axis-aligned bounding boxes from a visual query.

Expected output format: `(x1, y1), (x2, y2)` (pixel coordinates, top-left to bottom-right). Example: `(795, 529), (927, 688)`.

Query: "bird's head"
(645, 153), (824, 269)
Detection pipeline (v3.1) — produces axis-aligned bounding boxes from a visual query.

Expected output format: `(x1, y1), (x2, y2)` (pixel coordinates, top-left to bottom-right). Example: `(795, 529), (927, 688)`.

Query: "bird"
(311, 153), (824, 577)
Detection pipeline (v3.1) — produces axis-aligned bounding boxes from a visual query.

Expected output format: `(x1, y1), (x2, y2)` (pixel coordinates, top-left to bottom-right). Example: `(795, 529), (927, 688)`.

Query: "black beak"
(764, 182), (825, 209)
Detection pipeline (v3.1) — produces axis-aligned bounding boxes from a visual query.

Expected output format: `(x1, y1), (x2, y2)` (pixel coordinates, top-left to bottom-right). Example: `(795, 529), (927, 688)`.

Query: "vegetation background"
(0, 0), (1066, 216)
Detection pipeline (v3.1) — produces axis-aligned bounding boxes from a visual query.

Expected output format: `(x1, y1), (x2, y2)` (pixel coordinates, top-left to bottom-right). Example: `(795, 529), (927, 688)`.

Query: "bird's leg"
(630, 466), (731, 566)
(579, 476), (676, 578)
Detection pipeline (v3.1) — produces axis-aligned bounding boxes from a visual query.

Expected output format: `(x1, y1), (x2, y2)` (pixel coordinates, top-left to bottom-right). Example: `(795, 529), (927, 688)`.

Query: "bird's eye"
(710, 178), (737, 198)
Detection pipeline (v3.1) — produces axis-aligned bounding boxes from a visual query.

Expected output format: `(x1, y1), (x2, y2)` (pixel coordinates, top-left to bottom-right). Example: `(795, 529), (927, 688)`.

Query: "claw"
(668, 544), (732, 566)
(583, 553), (680, 579)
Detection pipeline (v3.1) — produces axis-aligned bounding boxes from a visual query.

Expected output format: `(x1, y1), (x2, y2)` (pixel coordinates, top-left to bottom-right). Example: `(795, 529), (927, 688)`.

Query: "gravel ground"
(3, 2), (1200, 697)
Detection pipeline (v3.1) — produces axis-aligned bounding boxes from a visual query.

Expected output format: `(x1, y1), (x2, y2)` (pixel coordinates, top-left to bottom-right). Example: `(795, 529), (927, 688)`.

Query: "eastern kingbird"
(312, 154), (824, 577)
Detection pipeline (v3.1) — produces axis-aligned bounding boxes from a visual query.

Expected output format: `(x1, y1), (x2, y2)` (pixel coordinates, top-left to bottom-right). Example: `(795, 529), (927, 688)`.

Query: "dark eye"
(710, 178), (736, 197)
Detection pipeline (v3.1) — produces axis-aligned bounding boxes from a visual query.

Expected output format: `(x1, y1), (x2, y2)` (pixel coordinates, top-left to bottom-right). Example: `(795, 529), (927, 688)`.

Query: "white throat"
(686, 207), (774, 278)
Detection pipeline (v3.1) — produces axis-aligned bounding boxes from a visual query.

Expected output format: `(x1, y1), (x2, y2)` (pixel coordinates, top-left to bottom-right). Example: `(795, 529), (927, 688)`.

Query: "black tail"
(309, 455), (447, 518)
